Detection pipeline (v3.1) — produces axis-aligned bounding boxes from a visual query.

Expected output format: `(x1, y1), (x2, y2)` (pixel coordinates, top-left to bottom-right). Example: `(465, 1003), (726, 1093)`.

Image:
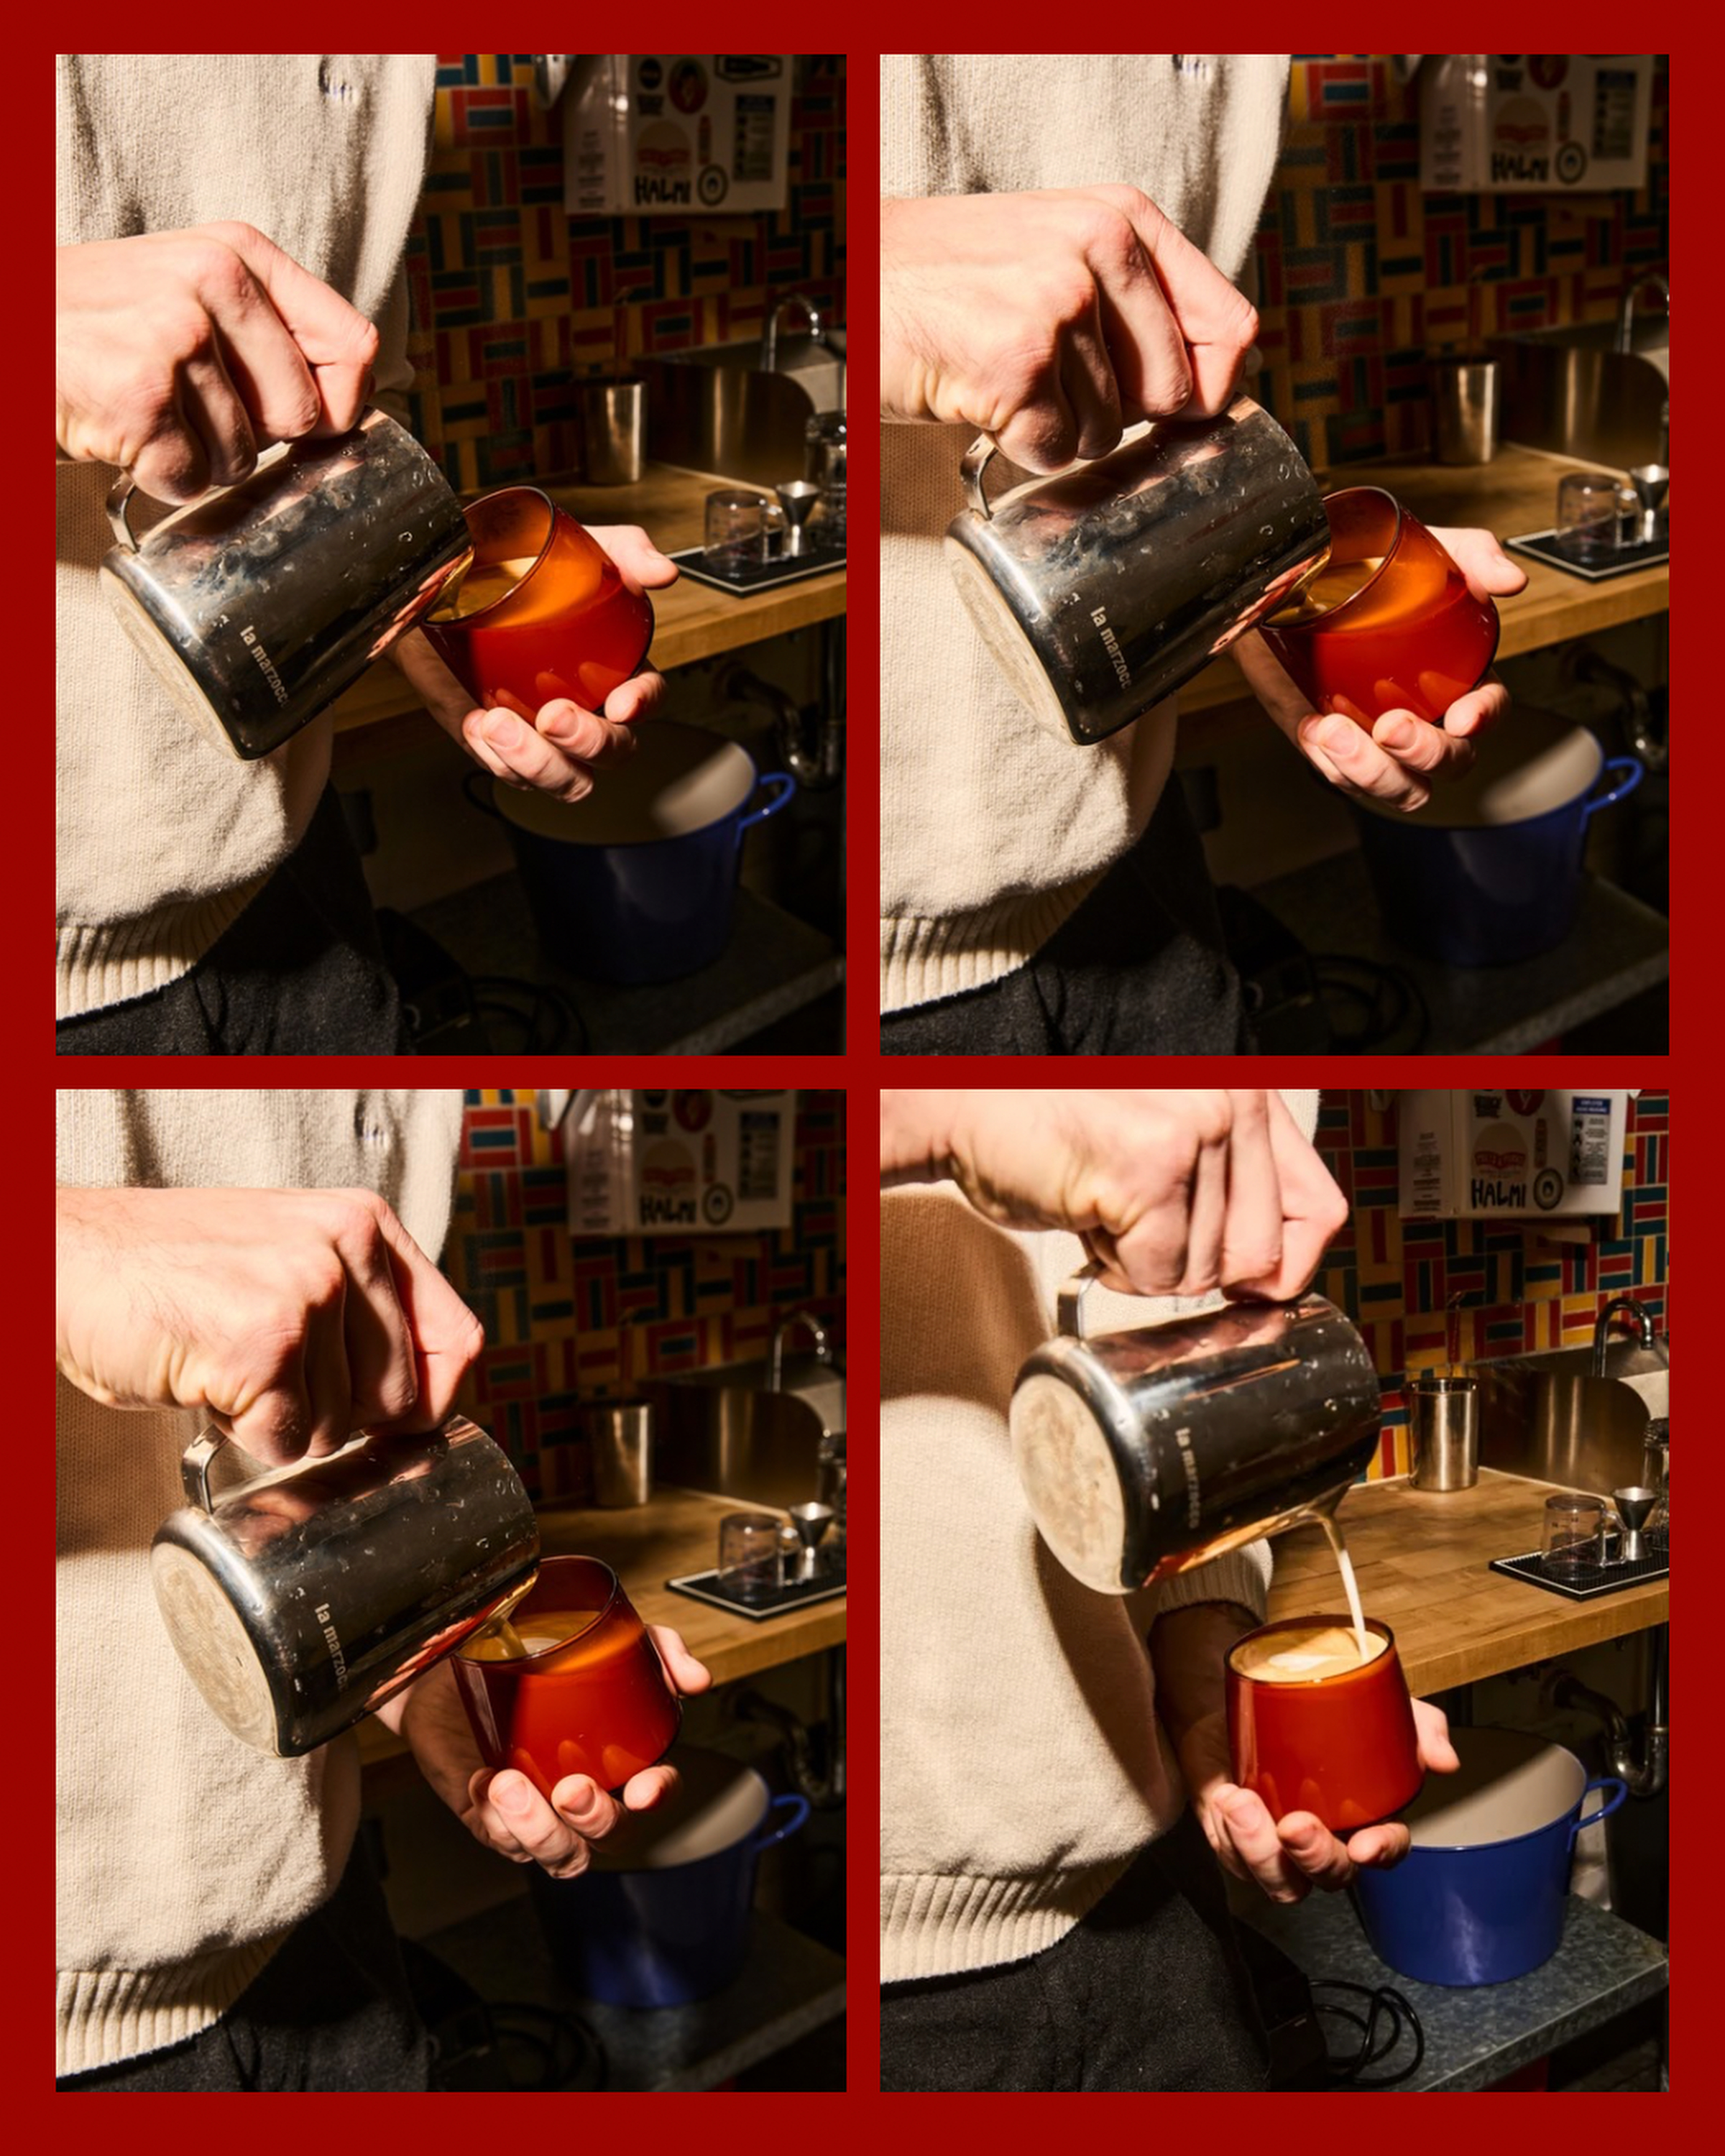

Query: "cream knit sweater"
(55, 56), (436, 1021)
(881, 1089), (1322, 1984)
(880, 55), (1290, 1013)
(55, 1088), (466, 2077)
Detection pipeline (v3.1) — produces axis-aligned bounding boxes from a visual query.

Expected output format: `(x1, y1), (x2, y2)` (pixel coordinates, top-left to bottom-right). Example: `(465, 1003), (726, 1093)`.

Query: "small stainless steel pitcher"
(1010, 1266), (1383, 1593)
(150, 1414), (539, 1755)
(944, 395), (1329, 746)
(100, 407), (473, 760)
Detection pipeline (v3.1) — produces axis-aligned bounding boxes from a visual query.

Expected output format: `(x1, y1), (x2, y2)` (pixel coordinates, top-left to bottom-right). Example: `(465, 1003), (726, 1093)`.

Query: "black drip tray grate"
(666, 1565), (846, 1621)
(1491, 1529), (1668, 1600)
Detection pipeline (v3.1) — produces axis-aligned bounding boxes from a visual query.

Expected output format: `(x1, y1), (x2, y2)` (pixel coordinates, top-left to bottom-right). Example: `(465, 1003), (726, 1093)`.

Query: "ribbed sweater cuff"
(57, 877), (268, 1023)
(880, 870), (1105, 1015)
(880, 1854), (1134, 1984)
(57, 1930), (290, 2079)
(1154, 1549), (1271, 1628)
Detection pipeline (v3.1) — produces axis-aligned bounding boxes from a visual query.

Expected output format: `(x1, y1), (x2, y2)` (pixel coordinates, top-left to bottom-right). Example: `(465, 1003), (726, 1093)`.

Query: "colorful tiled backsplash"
(1254, 55), (1668, 470)
(1310, 1089), (1668, 1478)
(405, 54), (846, 491)
(444, 1089), (845, 1498)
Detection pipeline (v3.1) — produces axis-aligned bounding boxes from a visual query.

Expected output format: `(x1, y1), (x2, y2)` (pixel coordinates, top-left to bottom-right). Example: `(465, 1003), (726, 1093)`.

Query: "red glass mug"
(421, 486), (655, 722)
(1256, 486), (1499, 727)
(1225, 1613), (1422, 1833)
(451, 1554), (680, 1798)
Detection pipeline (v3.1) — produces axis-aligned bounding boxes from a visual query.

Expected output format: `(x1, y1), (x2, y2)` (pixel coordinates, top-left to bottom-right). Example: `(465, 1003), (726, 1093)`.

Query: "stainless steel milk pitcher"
(944, 395), (1329, 746)
(101, 407), (473, 760)
(150, 1414), (539, 1755)
(1010, 1266), (1382, 1593)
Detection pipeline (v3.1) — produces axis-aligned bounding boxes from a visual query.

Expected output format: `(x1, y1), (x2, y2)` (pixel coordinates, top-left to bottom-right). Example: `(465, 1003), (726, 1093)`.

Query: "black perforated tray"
(1505, 528), (1668, 581)
(666, 1566), (846, 1621)
(668, 541), (845, 594)
(1489, 1529), (1667, 1600)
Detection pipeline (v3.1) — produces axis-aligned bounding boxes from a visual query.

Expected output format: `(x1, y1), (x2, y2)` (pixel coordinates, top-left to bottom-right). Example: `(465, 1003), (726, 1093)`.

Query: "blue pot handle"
(1581, 757), (1643, 821)
(736, 770), (796, 846)
(1570, 1775), (1629, 1846)
(749, 1792), (809, 1853)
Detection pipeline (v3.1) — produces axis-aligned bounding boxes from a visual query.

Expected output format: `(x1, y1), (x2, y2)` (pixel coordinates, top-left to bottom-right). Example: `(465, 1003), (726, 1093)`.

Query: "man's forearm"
(1149, 1601), (1260, 1749)
(880, 1089), (958, 1187)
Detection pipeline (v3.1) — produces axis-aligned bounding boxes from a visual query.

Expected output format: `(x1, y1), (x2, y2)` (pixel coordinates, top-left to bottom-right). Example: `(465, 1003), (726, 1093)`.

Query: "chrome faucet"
(1616, 267), (1670, 355)
(1592, 1296), (1654, 1376)
(762, 292), (824, 372)
(769, 1306), (831, 1391)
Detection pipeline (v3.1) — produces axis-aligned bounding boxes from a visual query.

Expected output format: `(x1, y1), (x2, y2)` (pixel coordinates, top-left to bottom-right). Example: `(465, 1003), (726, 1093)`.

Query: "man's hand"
(56, 223), (380, 502)
(881, 1089), (1348, 1302)
(1236, 529), (1529, 811)
(1152, 1603), (1459, 1902)
(1177, 1693), (1458, 1901)
(55, 1185), (484, 1463)
(882, 188), (1259, 472)
(389, 527), (679, 803)
(381, 1628), (712, 1877)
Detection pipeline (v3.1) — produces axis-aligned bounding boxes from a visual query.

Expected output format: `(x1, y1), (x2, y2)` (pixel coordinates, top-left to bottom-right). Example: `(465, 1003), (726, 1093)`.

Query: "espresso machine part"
(1010, 1266), (1383, 1594)
(944, 395), (1330, 747)
(101, 407), (473, 761)
(150, 1414), (540, 1756)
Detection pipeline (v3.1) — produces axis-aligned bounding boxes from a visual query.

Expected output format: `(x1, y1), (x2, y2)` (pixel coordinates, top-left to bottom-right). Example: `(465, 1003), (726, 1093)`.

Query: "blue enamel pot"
(528, 1746), (809, 2007)
(1350, 708), (1642, 965)
(1351, 1726), (1626, 1986)
(466, 719), (795, 983)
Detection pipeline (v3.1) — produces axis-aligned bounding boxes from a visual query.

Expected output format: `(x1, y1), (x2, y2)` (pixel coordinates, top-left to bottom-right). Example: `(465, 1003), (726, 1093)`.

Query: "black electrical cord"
(1310, 1978), (1425, 2086)
(430, 1999), (606, 2091)
(1311, 954), (1431, 1051)
(467, 975), (589, 1051)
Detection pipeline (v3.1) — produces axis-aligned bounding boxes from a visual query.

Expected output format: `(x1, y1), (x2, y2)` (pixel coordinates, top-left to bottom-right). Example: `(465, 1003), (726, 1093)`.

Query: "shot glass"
(420, 485), (655, 723)
(1555, 469), (1629, 565)
(451, 1554), (680, 1798)
(1542, 1493), (1606, 1574)
(1256, 485), (1500, 728)
(718, 1511), (786, 1604)
(704, 489), (786, 577)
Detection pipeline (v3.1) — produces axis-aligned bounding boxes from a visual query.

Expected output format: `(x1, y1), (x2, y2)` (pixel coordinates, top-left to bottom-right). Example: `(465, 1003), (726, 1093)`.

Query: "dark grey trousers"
(56, 788), (409, 1056)
(57, 1836), (434, 2093)
(880, 778), (1247, 1056)
(880, 1809), (1271, 2093)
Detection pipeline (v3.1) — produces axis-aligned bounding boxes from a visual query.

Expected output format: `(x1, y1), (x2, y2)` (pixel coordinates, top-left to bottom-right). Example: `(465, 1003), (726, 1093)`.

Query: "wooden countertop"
(357, 1486), (844, 1770)
(329, 461), (845, 742)
(1182, 442), (1669, 715)
(1265, 1469), (1666, 1697)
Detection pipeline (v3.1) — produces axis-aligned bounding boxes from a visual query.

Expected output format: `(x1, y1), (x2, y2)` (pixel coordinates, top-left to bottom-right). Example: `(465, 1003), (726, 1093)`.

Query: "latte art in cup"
(1231, 1623), (1389, 1683)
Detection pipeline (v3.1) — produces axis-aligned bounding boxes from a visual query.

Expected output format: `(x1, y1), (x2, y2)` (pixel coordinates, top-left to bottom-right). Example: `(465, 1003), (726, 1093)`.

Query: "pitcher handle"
(750, 1792), (810, 1853)
(1581, 758), (1643, 821)
(182, 1428), (231, 1512)
(1056, 1259), (1108, 1340)
(960, 436), (1000, 517)
(106, 472), (144, 552)
(1570, 1774), (1629, 1843)
(736, 770), (796, 843)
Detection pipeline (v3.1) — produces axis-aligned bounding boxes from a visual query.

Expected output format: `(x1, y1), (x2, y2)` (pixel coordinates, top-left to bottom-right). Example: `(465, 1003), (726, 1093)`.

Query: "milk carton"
(1398, 1089), (1629, 1219)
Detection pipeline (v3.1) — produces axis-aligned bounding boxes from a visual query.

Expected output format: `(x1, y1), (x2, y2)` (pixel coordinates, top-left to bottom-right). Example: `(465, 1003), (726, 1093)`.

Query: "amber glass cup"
(451, 1555), (680, 1798)
(1257, 485), (1499, 728)
(421, 486), (655, 723)
(1225, 1613), (1422, 1833)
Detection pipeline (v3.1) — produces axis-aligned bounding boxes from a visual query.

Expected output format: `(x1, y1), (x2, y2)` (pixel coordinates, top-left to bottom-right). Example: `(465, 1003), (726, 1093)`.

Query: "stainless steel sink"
(652, 1352), (845, 1508)
(1489, 319), (1668, 471)
(1471, 1337), (1668, 1496)
(639, 335), (845, 486)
